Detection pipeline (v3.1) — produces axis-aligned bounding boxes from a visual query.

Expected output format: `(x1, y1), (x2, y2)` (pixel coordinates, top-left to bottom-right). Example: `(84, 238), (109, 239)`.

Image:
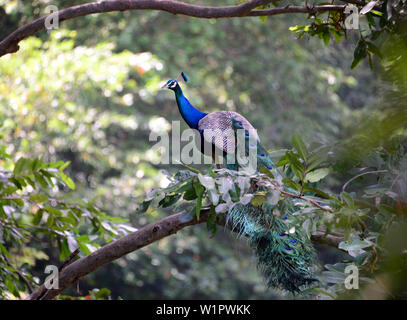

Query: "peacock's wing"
(197, 111), (259, 156)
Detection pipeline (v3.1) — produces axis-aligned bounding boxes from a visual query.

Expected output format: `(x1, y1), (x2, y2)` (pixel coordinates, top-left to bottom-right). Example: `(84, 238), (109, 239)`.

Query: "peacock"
(161, 72), (317, 293)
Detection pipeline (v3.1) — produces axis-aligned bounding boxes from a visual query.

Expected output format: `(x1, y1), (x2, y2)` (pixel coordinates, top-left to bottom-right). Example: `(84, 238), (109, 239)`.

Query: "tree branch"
(28, 208), (343, 300)
(341, 170), (388, 193)
(2, 253), (34, 294)
(28, 209), (211, 300)
(0, 0), (353, 58)
(338, 0), (381, 11)
(248, 4), (346, 16)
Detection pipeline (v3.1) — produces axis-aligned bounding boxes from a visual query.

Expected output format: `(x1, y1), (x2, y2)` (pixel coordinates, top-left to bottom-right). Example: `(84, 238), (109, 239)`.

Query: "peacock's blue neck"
(174, 86), (207, 129)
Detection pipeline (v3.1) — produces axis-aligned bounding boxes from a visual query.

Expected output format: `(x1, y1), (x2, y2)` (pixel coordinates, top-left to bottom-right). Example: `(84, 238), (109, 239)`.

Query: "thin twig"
(342, 170), (388, 193)
(280, 189), (333, 212)
(1, 253), (34, 294)
(264, 177), (333, 211)
(59, 248), (80, 272)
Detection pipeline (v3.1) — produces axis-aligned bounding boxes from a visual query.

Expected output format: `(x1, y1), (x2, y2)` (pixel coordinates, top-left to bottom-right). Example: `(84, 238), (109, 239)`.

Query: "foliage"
(288, 0), (407, 69)
(0, 145), (136, 299)
(139, 131), (407, 298)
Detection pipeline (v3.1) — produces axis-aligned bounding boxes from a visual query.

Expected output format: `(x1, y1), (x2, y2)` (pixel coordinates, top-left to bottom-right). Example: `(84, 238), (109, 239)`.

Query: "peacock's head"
(161, 72), (188, 91)
(161, 79), (179, 91)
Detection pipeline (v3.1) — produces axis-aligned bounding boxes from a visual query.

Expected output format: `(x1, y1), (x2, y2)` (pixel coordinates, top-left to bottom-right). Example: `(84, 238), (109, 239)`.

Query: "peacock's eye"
(237, 121), (242, 126)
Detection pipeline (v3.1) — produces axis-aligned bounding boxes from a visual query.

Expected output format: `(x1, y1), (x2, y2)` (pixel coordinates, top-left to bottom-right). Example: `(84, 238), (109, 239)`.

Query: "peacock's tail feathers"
(227, 200), (317, 293)
(222, 118), (318, 293)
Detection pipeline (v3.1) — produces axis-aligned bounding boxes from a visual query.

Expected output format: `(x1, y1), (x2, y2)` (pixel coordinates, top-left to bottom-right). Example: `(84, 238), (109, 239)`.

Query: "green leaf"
(193, 183), (204, 220)
(9, 177), (24, 190)
(59, 161), (71, 172)
(351, 39), (368, 69)
(31, 158), (43, 172)
(44, 206), (62, 216)
(322, 29), (330, 46)
(11, 198), (24, 207)
(289, 25), (301, 32)
(60, 238), (71, 260)
(177, 161), (201, 174)
(341, 192), (355, 207)
(183, 187), (197, 200)
(302, 186), (332, 199)
(282, 177), (301, 191)
(251, 195), (266, 207)
(291, 134), (308, 160)
(159, 194), (181, 208)
(305, 168), (330, 183)
(136, 200), (151, 214)
(5, 278), (20, 298)
(286, 152), (304, 179)
(77, 242), (91, 255)
(29, 194), (49, 203)
(58, 172), (76, 190)
(276, 156), (289, 167)
(0, 243), (9, 257)
(33, 209), (44, 225)
(34, 172), (49, 188)
(370, 10), (383, 16)
(365, 13), (376, 27)
(24, 176), (36, 190)
(259, 166), (275, 178)
(366, 41), (383, 59)
(206, 206), (217, 237)
(13, 158), (30, 175)
(46, 213), (54, 227)
(259, 16), (268, 23)
(331, 29), (342, 44)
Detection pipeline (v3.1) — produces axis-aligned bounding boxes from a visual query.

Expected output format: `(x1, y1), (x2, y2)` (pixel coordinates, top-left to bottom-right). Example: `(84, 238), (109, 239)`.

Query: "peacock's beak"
(161, 83), (170, 89)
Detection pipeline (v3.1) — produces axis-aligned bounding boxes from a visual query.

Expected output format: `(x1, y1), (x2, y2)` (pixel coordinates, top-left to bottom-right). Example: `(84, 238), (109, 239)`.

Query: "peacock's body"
(162, 73), (316, 293)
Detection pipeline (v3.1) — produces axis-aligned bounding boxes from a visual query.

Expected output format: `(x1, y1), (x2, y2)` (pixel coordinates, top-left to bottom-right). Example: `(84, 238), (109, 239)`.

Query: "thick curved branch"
(28, 209), (213, 300)
(28, 208), (343, 300)
(1, 0), (352, 58)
